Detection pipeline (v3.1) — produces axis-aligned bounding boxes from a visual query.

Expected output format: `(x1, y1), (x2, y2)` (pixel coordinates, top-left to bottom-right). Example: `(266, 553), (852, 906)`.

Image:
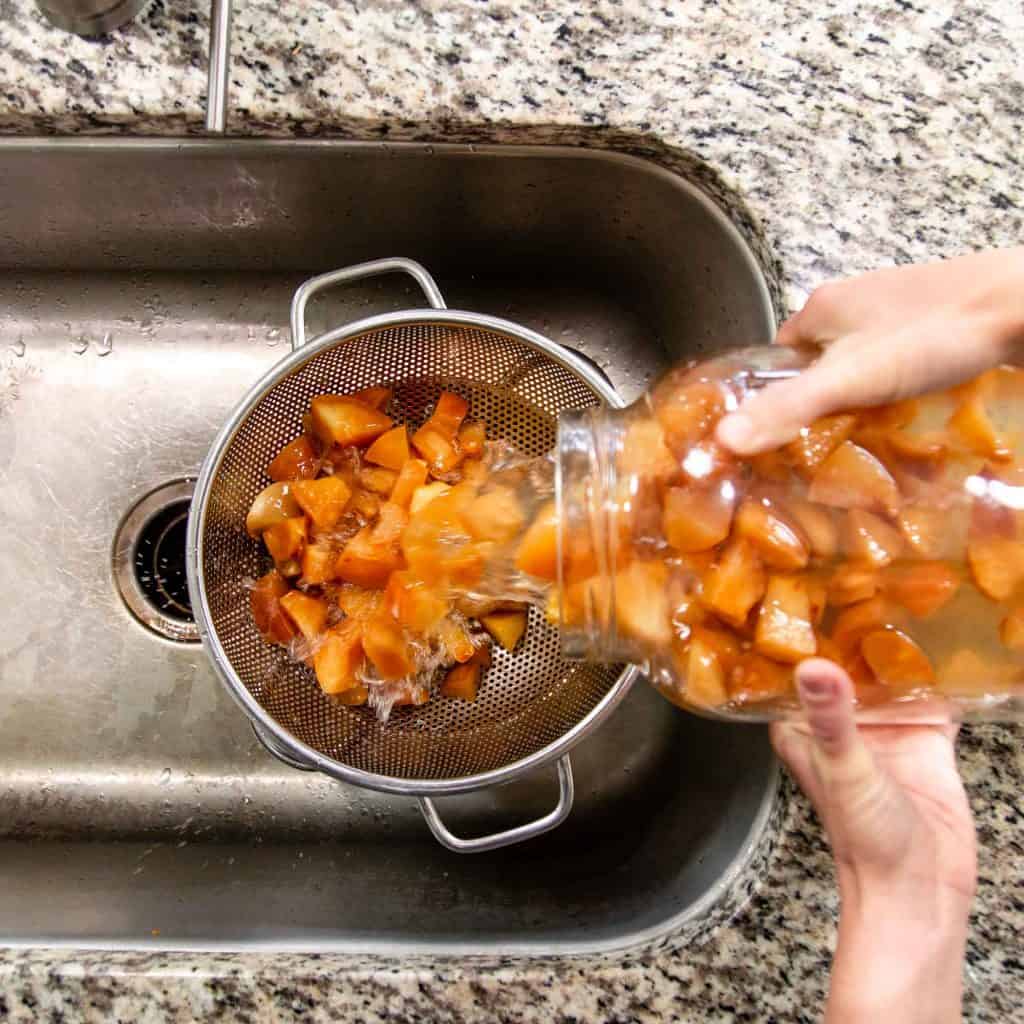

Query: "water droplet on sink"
(265, 328), (281, 346)
(158, 768), (172, 786)
(9, 337), (25, 357)
(95, 332), (113, 357)
(71, 336), (88, 355)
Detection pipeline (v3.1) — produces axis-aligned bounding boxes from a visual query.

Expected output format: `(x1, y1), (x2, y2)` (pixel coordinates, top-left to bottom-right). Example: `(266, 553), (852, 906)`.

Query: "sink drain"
(113, 479), (200, 643)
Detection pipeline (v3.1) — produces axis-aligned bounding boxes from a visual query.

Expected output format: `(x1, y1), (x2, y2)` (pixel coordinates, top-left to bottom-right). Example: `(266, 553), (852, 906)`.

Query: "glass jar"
(547, 346), (1024, 723)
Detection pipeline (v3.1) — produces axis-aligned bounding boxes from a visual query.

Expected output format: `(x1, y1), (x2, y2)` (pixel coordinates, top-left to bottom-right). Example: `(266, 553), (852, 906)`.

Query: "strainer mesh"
(200, 322), (624, 780)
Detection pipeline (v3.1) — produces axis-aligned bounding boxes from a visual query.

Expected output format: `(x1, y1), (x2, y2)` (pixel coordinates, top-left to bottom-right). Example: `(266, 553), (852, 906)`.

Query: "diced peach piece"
(787, 500), (839, 560)
(749, 449), (793, 483)
(754, 575), (817, 663)
(829, 563), (881, 606)
(364, 426), (410, 471)
(359, 466), (399, 497)
(808, 441), (901, 516)
(886, 430), (948, 463)
(310, 395), (394, 447)
(967, 537), (1024, 601)
(300, 538), (338, 586)
(430, 392), (470, 437)
(353, 386), (393, 410)
(410, 481), (452, 516)
(249, 570), (297, 645)
(349, 489), (381, 520)
(262, 515), (307, 565)
(869, 398), (920, 429)
(267, 435), (321, 482)
(279, 590), (329, 641)
(654, 380), (726, 457)
(481, 609), (528, 651)
(678, 633), (729, 708)
(621, 417), (678, 480)
(446, 542), (491, 588)
(831, 597), (895, 659)
(437, 617), (476, 663)
(373, 501), (409, 546)
(412, 425), (464, 475)
(883, 562), (959, 618)
(291, 475), (352, 531)
(843, 509), (904, 568)
(860, 629), (935, 688)
(440, 660), (482, 700)
(897, 504), (948, 559)
(948, 395), (1012, 461)
(785, 414), (858, 475)
(336, 586), (381, 620)
(245, 482), (302, 537)
(734, 499), (810, 570)
(463, 486), (525, 544)
(334, 684), (369, 705)
(384, 570), (448, 632)
(362, 615), (415, 679)
(728, 653), (792, 704)
(515, 500), (560, 581)
(701, 538), (766, 628)
(1000, 606), (1024, 650)
(614, 561), (672, 649)
(460, 458), (488, 487)
(335, 526), (401, 589)
(663, 483), (735, 553)
(390, 458), (429, 509)
(457, 420), (486, 456)
(313, 621), (364, 695)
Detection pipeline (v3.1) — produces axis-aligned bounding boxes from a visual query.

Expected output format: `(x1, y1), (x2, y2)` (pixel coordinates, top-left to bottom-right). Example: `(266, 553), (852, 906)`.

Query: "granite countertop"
(1, 0), (1023, 1020)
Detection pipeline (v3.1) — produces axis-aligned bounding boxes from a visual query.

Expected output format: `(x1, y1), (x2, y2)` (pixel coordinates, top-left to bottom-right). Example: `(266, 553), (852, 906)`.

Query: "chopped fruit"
(460, 458), (488, 486)
(515, 500), (560, 581)
(430, 392), (470, 437)
(291, 475), (352, 531)
(749, 449), (793, 483)
(677, 633), (729, 708)
(615, 561), (673, 648)
(728, 653), (792, 704)
(310, 395), (394, 447)
(323, 444), (361, 487)
(313, 621), (364, 695)
(843, 509), (905, 568)
(349, 489), (381, 520)
(621, 418), (678, 480)
(301, 538), (338, 586)
(353, 386), (393, 410)
(734, 499), (810, 570)
(249, 570), (298, 646)
(390, 682), (431, 706)
(336, 586), (381, 620)
(263, 516), (308, 565)
(437, 617), (476, 663)
(440, 659), (482, 700)
(897, 504), (948, 559)
(267, 436), (321, 482)
(481, 609), (528, 650)
(359, 466), (399, 497)
(808, 441), (901, 516)
(870, 399), (919, 429)
(785, 414), (858, 475)
(860, 629), (935, 688)
(654, 380), (726, 457)
(463, 486), (525, 544)
(336, 523), (402, 589)
(883, 562), (959, 618)
(948, 395), (1012, 460)
(702, 538), (766, 628)
(412, 425), (463, 475)
(1000, 607), (1024, 650)
(390, 458), (430, 509)
(362, 615), (415, 679)
(410, 481), (452, 516)
(279, 590), (329, 641)
(384, 571), (448, 632)
(245, 482), (302, 537)
(371, 501), (408, 547)
(754, 575), (817, 663)
(787, 500), (839, 560)
(967, 537), (1024, 601)
(829, 563), (881, 607)
(806, 575), (828, 626)
(886, 430), (948, 463)
(457, 420), (487, 456)
(335, 684), (369, 705)
(364, 425), (410, 471)
(831, 597), (894, 659)
(663, 483), (735, 553)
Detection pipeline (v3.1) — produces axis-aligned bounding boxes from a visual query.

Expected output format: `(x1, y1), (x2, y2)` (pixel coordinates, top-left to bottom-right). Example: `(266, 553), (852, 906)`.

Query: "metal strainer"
(186, 259), (638, 852)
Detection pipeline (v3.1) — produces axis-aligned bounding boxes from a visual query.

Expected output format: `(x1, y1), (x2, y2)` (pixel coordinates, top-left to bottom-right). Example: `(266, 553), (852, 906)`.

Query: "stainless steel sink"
(0, 138), (779, 952)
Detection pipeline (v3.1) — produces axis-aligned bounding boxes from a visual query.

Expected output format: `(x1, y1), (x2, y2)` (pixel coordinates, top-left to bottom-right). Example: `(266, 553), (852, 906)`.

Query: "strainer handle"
(417, 756), (574, 854)
(290, 258), (448, 350)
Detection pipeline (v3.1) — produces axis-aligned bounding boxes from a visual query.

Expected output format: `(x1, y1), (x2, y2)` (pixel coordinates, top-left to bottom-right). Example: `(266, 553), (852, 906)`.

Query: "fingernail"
(798, 672), (837, 702)
(717, 413), (754, 451)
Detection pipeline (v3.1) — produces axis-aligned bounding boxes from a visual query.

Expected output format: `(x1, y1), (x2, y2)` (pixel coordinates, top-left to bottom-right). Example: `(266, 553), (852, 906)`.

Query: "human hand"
(772, 659), (976, 1024)
(717, 247), (1024, 455)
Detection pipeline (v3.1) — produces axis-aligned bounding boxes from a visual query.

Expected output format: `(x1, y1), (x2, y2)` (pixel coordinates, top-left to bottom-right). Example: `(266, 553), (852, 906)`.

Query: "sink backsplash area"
(1, 1), (1022, 1022)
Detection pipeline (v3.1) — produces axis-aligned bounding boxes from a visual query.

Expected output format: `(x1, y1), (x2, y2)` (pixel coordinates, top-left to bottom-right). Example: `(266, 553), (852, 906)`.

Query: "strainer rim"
(186, 307), (638, 796)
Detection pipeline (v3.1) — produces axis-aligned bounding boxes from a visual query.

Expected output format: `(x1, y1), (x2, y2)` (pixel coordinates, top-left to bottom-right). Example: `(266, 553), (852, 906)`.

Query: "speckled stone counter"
(1, 0), (1023, 1021)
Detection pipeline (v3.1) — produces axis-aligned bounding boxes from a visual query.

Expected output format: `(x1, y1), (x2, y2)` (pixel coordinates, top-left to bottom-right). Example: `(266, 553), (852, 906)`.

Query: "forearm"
(827, 875), (971, 1024)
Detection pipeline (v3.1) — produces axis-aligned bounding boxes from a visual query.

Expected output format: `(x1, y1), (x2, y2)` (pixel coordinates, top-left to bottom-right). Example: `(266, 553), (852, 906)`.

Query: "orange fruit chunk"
(267, 436), (321, 482)
(701, 538), (766, 628)
(249, 570), (298, 646)
(663, 482), (735, 553)
(279, 590), (329, 642)
(313, 621), (365, 695)
(384, 571), (448, 633)
(808, 441), (901, 516)
(463, 486), (525, 544)
(359, 466), (399, 497)
(310, 395), (394, 447)
(831, 596), (896, 659)
(390, 458), (430, 509)
(457, 420), (487, 456)
(614, 561), (672, 649)
(787, 499), (839, 560)
(883, 562), (960, 618)
(262, 515), (307, 566)
(514, 500), (560, 581)
(948, 395), (1012, 461)
(785, 414), (858, 475)
(362, 615), (415, 679)
(728, 653), (792, 704)
(754, 575), (817, 663)
(860, 628), (935, 688)
(654, 380), (726, 457)
(967, 536), (1024, 601)
(843, 509), (904, 568)
(676, 630), (735, 708)
(620, 417), (678, 480)
(734, 499), (810, 570)
(300, 538), (338, 586)
(291, 475), (352, 530)
(411, 425), (464, 476)
(828, 563), (881, 607)
(353, 386), (393, 410)
(1000, 606), (1024, 650)
(480, 609), (528, 651)
(336, 586), (381, 620)
(437, 617), (477, 663)
(440, 658), (483, 700)
(364, 426), (410, 472)
(897, 504), (949, 559)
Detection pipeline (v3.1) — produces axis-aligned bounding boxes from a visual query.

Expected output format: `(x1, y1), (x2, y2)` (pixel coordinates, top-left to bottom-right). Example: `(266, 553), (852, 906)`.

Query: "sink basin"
(0, 138), (778, 953)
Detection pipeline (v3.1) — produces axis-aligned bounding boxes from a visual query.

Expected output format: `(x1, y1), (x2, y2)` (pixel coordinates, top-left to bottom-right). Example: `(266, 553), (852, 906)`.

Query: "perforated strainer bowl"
(186, 258), (638, 852)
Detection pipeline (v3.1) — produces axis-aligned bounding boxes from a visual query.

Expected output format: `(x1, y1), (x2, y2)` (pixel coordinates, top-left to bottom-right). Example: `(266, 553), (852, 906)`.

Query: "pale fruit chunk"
(829, 563), (881, 607)
(358, 466), (399, 497)
(897, 504), (949, 559)
(860, 628), (935, 688)
(364, 426), (410, 472)
(808, 441), (901, 516)
(883, 562), (959, 618)
(514, 501), (560, 581)
(262, 515), (307, 566)
(614, 561), (672, 648)
(313, 621), (364, 695)
(336, 586), (381, 620)
(678, 631), (734, 708)
(653, 380), (726, 457)
(967, 537), (1024, 601)
(267, 436), (321, 482)
(437, 617), (476, 663)
(788, 499), (839, 560)
(301, 538), (338, 586)
(734, 499), (809, 570)
(457, 420), (487, 456)
(948, 395), (1012, 461)
(663, 483), (735, 553)
(390, 459), (430, 509)
(336, 525), (401, 589)
(362, 615), (415, 679)
(1000, 606), (1024, 650)
(310, 395), (394, 447)
(279, 590), (329, 641)
(249, 570), (297, 645)
(831, 596), (896, 659)
(291, 475), (352, 531)
(843, 509), (904, 568)
(620, 417), (678, 480)
(481, 609), (528, 651)
(246, 482), (302, 537)
(463, 486), (525, 544)
(411, 425), (463, 476)
(785, 414), (858, 475)
(384, 571), (448, 633)
(728, 653), (792, 704)
(701, 538), (766, 628)
(440, 657), (484, 701)
(754, 575), (817, 663)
